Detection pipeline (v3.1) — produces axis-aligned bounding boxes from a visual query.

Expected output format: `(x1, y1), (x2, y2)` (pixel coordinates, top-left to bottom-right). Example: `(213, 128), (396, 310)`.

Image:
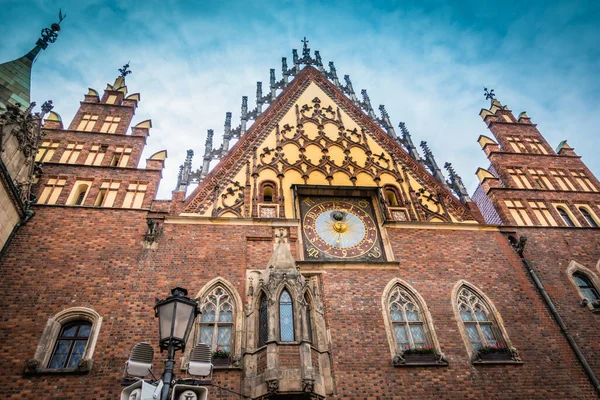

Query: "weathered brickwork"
(1, 73), (599, 400)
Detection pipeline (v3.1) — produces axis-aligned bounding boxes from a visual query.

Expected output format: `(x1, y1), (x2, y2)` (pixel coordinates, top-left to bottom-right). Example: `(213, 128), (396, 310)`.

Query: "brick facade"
(0, 73), (599, 400)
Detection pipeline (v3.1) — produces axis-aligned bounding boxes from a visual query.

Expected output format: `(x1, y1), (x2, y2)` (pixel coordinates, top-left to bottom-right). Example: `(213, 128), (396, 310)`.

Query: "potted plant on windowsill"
(476, 344), (512, 361)
(212, 348), (231, 367)
(399, 346), (438, 364)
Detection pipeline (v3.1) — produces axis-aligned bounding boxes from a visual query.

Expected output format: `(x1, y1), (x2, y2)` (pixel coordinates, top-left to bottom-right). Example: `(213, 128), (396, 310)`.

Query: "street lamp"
(154, 287), (199, 400)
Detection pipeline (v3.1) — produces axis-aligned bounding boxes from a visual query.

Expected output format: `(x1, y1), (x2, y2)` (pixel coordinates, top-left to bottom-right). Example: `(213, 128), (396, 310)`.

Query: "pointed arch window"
(199, 286), (234, 352)
(279, 290), (294, 342)
(258, 293), (269, 347)
(388, 285), (428, 350)
(457, 287), (501, 351)
(573, 273), (600, 301)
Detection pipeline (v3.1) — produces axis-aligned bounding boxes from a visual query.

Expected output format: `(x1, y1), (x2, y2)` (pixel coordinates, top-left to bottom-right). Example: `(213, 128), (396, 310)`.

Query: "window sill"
(394, 360), (449, 367)
(23, 359), (93, 376)
(472, 360), (524, 365)
(393, 353), (449, 367)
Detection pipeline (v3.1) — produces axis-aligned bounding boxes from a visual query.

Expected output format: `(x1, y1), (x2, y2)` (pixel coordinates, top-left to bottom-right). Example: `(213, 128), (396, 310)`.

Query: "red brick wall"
(320, 228), (596, 399)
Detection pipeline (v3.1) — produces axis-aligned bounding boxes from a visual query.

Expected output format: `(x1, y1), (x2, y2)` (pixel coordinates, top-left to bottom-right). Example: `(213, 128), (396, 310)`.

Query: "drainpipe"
(516, 248), (600, 396)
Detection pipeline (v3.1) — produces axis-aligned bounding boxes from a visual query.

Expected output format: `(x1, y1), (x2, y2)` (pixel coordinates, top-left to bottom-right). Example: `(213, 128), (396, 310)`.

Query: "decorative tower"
(33, 64), (167, 216)
(473, 89), (600, 228)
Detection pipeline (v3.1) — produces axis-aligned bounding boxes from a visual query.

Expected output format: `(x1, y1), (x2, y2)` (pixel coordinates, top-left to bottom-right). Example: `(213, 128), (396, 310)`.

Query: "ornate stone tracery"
(181, 67), (476, 223)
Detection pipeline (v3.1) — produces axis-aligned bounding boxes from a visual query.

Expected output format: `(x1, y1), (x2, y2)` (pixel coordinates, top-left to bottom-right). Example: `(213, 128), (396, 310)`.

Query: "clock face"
(300, 196), (385, 262)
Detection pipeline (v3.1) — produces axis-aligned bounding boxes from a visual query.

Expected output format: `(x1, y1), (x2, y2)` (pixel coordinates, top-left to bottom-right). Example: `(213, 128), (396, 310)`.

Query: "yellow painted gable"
(182, 68), (476, 224)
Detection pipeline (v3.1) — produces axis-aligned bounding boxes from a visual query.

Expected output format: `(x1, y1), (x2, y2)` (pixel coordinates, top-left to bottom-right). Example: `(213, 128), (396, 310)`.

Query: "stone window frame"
(577, 205), (599, 228)
(35, 140), (60, 163)
(554, 204), (579, 227)
(381, 279), (446, 366)
(26, 307), (102, 375)
(382, 184), (402, 206)
(451, 280), (520, 364)
(259, 180), (278, 203)
(566, 261), (600, 313)
(182, 278), (244, 368)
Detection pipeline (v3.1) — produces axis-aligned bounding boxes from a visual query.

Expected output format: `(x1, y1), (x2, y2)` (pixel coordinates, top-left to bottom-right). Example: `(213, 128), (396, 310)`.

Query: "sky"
(2, 0), (599, 199)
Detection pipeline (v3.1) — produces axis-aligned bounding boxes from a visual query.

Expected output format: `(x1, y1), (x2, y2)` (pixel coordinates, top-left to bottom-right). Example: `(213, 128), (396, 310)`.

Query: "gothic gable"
(181, 67), (477, 223)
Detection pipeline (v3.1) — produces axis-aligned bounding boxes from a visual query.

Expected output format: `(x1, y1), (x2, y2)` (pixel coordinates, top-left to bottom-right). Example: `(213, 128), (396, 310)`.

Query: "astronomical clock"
(299, 195), (386, 262)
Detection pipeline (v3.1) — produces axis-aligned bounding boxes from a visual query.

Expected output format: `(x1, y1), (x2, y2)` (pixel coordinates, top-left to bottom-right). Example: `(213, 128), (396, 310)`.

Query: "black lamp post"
(154, 287), (199, 400)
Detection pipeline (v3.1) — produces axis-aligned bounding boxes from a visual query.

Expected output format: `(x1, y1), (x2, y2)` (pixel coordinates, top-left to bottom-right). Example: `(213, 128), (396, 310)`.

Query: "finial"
(119, 62), (132, 78)
(301, 37), (309, 49)
(36, 9), (66, 50)
(41, 100), (54, 115)
(378, 105), (397, 138)
(420, 141), (447, 185)
(484, 87), (495, 101)
(360, 89), (376, 119)
(444, 162), (472, 202)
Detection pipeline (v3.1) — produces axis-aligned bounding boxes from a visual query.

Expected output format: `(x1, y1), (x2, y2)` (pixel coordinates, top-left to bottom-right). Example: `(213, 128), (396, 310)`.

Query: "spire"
(444, 162), (472, 203)
(420, 141), (447, 185)
(202, 129), (214, 178)
(342, 75), (358, 104)
(223, 112), (232, 151)
(377, 105), (397, 138)
(176, 150), (194, 192)
(397, 122), (421, 161)
(0, 10), (65, 109)
(359, 89), (376, 119)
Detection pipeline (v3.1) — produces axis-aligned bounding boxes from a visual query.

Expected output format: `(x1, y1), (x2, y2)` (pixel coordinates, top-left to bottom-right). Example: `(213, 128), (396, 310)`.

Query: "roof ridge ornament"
(484, 87), (495, 101)
(119, 62), (132, 78)
(420, 141), (447, 186)
(444, 162), (472, 203)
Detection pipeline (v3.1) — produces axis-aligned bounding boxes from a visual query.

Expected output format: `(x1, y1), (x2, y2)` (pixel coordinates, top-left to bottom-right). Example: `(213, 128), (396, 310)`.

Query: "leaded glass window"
(574, 273), (600, 301)
(279, 290), (294, 342)
(258, 293), (269, 347)
(199, 286), (234, 352)
(457, 287), (500, 351)
(388, 286), (428, 351)
(48, 321), (91, 369)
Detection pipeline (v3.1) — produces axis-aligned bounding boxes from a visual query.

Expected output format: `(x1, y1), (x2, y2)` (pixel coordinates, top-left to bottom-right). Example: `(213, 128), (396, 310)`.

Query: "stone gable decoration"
(179, 67), (477, 224)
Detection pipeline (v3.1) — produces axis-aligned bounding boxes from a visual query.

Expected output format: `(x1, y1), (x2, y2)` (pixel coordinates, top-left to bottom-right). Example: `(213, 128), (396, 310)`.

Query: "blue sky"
(2, 0), (599, 199)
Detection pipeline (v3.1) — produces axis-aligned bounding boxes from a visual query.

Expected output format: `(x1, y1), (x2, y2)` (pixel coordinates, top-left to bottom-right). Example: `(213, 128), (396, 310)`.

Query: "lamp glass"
(158, 301), (175, 341)
(174, 302), (194, 340)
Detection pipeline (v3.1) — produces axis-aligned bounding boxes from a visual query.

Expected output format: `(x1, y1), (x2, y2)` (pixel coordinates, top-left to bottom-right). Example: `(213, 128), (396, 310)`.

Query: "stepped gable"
(181, 65), (476, 222)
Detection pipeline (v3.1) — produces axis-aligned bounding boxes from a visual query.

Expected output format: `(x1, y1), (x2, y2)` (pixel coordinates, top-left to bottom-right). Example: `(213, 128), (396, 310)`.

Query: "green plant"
(402, 346), (435, 355)
(590, 299), (600, 309)
(477, 344), (508, 354)
(212, 348), (231, 359)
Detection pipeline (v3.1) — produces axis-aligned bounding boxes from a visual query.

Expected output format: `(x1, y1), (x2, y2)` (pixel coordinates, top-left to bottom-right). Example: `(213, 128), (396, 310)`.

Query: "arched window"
(279, 290), (294, 342)
(304, 293), (313, 343)
(457, 287), (502, 351)
(31, 307), (102, 373)
(199, 286), (234, 352)
(557, 207), (575, 227)
(48, 321), (92, 369)
(573, 273), (600, 301)
(579, 207), (598, 227)
(258, 293), (269, 347)
(263, 185), (274, 203)
(388, 285), (428, 350)
(68, 183), (90, 206)
(385, 188), (399, 206)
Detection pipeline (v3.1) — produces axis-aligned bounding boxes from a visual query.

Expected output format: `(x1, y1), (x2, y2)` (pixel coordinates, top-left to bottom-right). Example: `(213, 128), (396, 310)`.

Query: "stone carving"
(302, 378), (315, 392)
(266, 379), (279, 393)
